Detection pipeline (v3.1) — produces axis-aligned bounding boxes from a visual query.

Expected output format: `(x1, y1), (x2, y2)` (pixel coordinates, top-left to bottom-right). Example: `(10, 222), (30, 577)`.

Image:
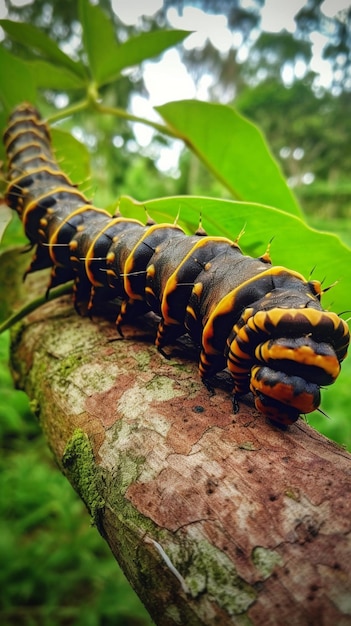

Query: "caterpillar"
(3, 103), (350, 427)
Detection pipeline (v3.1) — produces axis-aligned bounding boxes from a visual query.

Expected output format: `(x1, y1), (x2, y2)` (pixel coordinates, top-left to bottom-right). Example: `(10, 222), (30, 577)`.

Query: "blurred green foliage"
(236, 80), (351, 222)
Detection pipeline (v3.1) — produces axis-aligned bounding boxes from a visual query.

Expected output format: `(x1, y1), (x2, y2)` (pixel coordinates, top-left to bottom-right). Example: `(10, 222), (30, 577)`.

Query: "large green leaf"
(0, 46), (36, 110)
(29, 60), (87, 90)
(79, 0), (189, 86)
(157, 100), (302, 217)
(79, 0), (119, 83)
(97, 30), (191, 86)
(0, 20), (86, 79)
(51, 129), (91, 188)
(119, 194), (351, 316)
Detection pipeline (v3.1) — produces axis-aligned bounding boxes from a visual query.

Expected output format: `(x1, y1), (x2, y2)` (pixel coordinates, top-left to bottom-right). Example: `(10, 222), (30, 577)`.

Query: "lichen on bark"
(62, 429), (105, 528)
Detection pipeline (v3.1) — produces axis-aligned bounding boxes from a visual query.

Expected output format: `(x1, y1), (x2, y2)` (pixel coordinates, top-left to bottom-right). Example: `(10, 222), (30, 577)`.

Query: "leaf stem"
(0, 282), (74, 334)
(46, 94), (183, 142)
(94, 102), (182, 140)
(94, 102), (238, 197)
(47, 99), (90, 124)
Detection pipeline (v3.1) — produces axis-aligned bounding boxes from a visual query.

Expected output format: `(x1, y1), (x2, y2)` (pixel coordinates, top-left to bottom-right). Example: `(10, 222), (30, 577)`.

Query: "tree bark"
(5, 253), (351, 626)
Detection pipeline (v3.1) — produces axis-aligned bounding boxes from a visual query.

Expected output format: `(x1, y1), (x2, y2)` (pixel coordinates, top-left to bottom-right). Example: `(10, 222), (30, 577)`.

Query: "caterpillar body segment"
(3, 103), (350, 427)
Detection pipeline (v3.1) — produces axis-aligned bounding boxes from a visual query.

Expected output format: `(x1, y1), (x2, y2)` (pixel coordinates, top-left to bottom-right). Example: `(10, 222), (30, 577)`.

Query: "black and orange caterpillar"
(3, 103), (350, 426)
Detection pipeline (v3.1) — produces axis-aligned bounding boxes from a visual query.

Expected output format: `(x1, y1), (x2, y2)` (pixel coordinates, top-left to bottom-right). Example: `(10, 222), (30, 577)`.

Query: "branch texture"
(8, 269), (351, 626)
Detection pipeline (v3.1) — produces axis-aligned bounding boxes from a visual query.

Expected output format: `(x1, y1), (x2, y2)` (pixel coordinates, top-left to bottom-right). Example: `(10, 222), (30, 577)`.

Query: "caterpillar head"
(227, 307), (349, 425)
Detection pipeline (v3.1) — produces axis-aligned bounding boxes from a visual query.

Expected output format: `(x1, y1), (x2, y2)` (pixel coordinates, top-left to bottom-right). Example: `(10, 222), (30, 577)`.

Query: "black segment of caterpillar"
(3, 103), (350, 426)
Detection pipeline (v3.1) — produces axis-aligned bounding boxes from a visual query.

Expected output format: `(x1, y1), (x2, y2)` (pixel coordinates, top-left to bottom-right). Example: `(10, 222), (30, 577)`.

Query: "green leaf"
(97, 29), (191, 86)
(119, 194), (351, 315)
(0, 46), (36, 110)
(79, 0), (119, 83)
(156, 100), (302, 217)
(0, 20), (86, 79)
(28, 60), (87, 90)
(51, 128), (91, 188)
(79, 0), (189, 86)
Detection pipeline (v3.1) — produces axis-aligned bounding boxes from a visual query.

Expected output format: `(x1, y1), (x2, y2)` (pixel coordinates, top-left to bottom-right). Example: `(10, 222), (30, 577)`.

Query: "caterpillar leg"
(45, 265), (75, 295)
(115, 298), (150, 337)
(155, 318), (186, 357)
(23, 244), (53, 278)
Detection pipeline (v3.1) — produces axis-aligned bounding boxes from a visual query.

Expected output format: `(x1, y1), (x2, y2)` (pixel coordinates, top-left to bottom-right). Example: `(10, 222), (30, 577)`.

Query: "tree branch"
(7, 262), (351, 626)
